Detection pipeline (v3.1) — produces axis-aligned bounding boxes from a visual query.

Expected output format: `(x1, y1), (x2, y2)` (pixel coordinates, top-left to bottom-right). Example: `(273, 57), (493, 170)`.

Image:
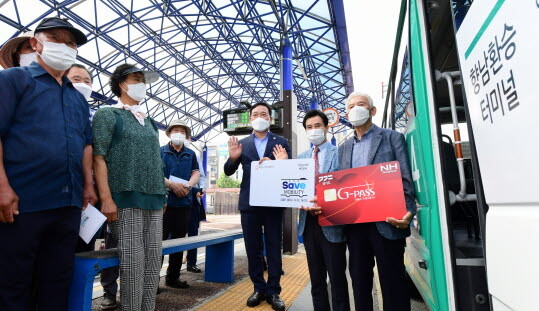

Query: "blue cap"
(35, 17), (87, 46)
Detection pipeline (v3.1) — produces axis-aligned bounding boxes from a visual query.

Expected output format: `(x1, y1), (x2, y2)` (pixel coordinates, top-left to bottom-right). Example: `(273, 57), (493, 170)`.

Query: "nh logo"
(380, 163), (398, 172)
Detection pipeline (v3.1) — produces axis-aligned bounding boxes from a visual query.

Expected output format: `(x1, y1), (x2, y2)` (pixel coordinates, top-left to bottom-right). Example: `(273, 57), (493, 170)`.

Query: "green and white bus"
(383, 0), (538, 310)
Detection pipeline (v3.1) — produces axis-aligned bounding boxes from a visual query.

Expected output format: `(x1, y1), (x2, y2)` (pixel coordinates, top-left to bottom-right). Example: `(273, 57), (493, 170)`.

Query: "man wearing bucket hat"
(0, 17), (96, 310)
(0, 31), (36, 69)
(160, 119), (200, 289)
(92, 63), (165, 310)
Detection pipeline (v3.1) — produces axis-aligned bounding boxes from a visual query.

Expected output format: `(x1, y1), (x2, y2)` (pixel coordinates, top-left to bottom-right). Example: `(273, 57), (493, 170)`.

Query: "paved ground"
(90, 214), (428, 310)
(288, 270), (429, 311)
(196, 249), (311, 311)
(91, 215), (244, 310)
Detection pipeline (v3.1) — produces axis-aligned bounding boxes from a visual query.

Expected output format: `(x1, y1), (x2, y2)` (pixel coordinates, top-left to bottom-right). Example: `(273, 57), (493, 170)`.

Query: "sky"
(342, 0), (401, 125)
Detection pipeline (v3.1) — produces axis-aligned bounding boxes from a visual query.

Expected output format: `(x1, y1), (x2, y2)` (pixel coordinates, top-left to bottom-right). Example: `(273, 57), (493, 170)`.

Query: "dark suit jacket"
(338, 125), (416, 240)
(224, 132), (292, 212)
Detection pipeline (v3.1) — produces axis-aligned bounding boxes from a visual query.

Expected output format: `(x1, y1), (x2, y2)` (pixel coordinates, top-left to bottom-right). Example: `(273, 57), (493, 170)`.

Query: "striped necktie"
(314, 147), (320, 175)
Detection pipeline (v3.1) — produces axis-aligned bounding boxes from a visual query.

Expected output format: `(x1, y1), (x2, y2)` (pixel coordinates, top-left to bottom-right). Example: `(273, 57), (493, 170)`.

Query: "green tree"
(216, 173), (241, 188)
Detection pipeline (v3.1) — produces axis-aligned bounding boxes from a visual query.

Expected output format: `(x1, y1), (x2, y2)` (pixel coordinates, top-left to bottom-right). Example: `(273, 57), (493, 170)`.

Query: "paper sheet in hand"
(169, 175), (188, 184)
(79, 204), (107, 244)
(249, 158), (315, 208)
(316, 161), (407, 226)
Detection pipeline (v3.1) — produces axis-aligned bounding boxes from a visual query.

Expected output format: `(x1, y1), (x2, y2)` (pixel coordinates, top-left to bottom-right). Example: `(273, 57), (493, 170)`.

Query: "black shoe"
(165, 279), (189, 288)
(101, 295), (118, 310)
(187, 265), (202, 273)
(246, 291), (266, 307)
(266, 294), (285, 311)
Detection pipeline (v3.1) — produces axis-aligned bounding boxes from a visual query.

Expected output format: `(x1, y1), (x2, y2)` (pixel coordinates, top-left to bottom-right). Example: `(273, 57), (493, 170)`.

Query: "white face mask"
(251, 117), (270, 132)
(348, 106), (371, 127)
(72, 83), (93, 100)
(122, 82), (146, 102)
(184, 140), (192, 148)
(171, 133), (186, 146)
(19, 52), (37, 67)
(307, 128), (326, 146)
(36, 39), (77, 71)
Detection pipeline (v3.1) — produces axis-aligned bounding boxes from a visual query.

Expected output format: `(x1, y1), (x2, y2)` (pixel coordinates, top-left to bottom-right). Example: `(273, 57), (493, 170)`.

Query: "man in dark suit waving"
(224, 102), (290, 311)
(339, 92), (416, 311)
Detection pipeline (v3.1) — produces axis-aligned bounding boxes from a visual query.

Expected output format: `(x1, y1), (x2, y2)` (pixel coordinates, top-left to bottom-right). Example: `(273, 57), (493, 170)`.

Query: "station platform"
(197, 248), (310, 311)
(89, 215), (427, 311)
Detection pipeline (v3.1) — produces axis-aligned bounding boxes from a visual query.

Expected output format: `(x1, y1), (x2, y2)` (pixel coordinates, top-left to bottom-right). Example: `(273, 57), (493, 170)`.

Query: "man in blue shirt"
(224, 103), (290, 311)
(161, 119), (200, 289)
(0, 17), (96, 310)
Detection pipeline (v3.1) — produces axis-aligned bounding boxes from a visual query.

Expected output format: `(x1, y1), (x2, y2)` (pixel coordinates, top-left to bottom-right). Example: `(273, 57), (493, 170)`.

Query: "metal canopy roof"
(0, 0), (353, 142)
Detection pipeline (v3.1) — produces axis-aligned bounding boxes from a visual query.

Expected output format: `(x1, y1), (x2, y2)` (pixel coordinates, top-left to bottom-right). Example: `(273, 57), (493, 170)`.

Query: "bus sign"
(323, 108), (340, 127)
(455, 1), (539, 310)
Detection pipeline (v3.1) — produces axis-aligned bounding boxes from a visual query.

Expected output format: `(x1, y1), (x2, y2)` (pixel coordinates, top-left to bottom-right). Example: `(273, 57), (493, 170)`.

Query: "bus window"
(394, 49), (415, 132)
(441, 123), (468, 142)
(452, 0), (475, 30)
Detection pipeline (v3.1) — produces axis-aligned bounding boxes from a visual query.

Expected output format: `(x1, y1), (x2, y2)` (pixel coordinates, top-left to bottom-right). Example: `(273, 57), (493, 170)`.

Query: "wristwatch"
(186, 184), (193, 190)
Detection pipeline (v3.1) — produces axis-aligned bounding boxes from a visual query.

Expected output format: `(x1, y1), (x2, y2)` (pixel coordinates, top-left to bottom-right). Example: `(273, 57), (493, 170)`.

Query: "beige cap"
(166, 119), (191, 137)
(0, 31), (34, 69)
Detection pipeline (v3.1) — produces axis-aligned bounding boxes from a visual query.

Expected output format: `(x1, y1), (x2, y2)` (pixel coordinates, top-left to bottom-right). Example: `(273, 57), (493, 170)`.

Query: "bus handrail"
(437, 70), (470, 202)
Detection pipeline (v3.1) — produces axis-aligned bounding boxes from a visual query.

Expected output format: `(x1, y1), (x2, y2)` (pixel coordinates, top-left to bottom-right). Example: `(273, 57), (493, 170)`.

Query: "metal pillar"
(331, 135), (337, 146)
(309, 96), (318, 110)
(281, 38), (298, 255)
(202, 144), (208, 210)
(309, 97), (319, 148)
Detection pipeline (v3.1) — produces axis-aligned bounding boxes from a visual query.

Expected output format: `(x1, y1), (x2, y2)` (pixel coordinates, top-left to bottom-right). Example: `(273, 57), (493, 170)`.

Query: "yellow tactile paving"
(196, 249), (310, 311)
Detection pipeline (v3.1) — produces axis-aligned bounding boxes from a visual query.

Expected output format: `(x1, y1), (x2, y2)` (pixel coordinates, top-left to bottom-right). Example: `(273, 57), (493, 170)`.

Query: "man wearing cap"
(160, 120), (200, 289)
(0, 31), (36, 69)
(93, 63), (165, 310)
(0, 17), (96, 310)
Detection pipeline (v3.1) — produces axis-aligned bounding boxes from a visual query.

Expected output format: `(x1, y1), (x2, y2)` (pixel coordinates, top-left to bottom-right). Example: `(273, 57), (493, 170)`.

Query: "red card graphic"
(316, 161), (407, 226)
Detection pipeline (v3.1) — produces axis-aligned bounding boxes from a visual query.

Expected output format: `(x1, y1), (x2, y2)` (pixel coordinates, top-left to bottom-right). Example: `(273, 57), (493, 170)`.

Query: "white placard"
(79, 204), (107, 244)
(169, 175), (188, 184)
(249, 158), (315, 208)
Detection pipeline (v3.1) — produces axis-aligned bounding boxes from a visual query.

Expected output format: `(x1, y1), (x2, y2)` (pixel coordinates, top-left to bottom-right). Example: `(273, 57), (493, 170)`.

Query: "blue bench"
(68, 229), (243, 311)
